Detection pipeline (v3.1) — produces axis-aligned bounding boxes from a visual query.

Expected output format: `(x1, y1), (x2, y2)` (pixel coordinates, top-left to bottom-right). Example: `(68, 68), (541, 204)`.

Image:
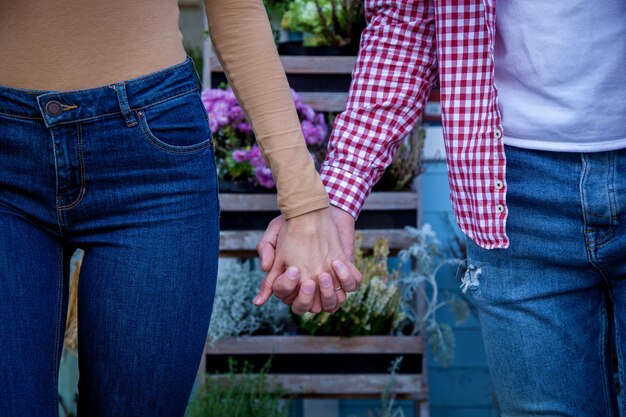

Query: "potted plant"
(204, 226), (469, 407)
(263, 0), (293, 42)
(278, 0), (365, 55)
(201, 86), (328, 193)
(187, 358), (292, 417)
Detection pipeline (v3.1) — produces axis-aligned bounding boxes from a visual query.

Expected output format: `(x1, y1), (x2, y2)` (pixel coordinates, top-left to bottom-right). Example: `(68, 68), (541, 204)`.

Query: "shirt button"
(495, 179), (504, 190)
(496, 204), (505, 213)
(494, 130), (502, 140)
(45, 100), (63, 117)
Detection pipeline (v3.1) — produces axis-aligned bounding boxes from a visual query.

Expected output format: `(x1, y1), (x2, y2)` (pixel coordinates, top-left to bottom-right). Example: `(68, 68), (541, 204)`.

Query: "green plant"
(378, 357), (406, 417)
(263, 0), (292, 40)
(208, 261), (290, 343)
(295, 225), (469, 366)
(296, 236), (404, 336)
(186, 359), (291, 417)
(396, 225), (469, 366)
(281, 0), (365, 47)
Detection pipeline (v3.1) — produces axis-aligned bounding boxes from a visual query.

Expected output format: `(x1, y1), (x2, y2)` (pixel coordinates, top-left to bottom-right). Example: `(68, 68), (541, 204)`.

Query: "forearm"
(321, 0), (438, 218)
(204, 0), (329, 218)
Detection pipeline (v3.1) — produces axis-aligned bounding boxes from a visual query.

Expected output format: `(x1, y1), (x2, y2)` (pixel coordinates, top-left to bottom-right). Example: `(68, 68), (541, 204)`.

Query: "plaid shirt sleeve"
(320, 0), (439, 218)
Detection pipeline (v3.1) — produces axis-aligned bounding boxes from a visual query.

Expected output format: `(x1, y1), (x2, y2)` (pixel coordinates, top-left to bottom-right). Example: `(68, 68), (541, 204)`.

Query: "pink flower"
(236, 122), (253, 133)
(247, 145), (265, 168)
(202, 87), (326, 189)
(254, 166), (276, 189)
(232, 149), (248, 163)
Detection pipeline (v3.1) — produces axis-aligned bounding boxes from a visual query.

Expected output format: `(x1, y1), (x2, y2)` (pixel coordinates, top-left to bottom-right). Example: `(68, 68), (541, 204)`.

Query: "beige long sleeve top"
(0, 0), (329, 219)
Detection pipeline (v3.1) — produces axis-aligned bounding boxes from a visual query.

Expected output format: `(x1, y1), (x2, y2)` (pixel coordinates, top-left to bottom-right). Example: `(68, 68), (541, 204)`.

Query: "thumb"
(257, 216), (284, 272)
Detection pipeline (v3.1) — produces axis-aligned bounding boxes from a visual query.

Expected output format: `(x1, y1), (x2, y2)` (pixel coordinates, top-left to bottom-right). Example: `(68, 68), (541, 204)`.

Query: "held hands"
(254, 206), (362, 314)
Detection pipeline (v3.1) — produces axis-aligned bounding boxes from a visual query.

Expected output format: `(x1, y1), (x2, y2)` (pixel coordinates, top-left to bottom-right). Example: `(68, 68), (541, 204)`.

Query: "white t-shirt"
(494, 0), (626, 152)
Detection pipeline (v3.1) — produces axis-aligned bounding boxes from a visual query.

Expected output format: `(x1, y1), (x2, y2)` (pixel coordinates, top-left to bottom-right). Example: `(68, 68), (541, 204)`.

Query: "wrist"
(285, 207), (330, 230)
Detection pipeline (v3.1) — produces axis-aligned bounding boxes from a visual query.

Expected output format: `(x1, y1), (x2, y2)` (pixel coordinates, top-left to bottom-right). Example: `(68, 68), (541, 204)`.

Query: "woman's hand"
(253, 207), (362, 314)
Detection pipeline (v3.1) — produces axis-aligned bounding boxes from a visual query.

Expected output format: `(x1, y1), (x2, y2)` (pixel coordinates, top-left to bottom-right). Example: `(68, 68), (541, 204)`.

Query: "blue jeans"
(0, 58), (220, 416)
(465, 145), (626, 416)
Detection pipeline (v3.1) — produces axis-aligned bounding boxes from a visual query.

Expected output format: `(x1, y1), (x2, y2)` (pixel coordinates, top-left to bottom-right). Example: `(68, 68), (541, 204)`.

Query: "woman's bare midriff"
(0, 0), (186, 91)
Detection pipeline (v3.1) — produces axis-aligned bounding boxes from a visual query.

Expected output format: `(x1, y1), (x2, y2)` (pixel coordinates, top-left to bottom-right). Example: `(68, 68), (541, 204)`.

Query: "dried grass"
(64, 252), (82, 354)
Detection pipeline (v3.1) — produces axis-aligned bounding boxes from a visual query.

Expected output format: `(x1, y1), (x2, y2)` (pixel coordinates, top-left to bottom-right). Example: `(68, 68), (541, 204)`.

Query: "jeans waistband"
(0, 57), (201, 128)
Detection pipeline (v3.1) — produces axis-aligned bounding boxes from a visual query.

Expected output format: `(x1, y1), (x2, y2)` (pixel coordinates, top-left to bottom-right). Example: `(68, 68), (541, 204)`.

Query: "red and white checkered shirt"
(320, 0), (508, 249)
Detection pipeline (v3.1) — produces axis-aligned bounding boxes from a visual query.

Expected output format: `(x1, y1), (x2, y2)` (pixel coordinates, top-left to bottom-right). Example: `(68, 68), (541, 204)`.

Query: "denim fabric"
(465, 145), (626, 416)
(0, 58), (220, 416)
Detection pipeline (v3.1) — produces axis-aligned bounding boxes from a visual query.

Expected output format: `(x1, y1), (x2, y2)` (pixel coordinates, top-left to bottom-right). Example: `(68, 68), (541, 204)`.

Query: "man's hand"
(254, 206), (361, 314)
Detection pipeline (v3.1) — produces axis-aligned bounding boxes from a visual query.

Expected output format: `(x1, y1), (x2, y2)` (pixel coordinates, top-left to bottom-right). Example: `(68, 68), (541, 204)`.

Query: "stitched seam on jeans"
(580, 155), (611, 281)
(608, 151), (618, 226)
(132, 88), (199, 112)
(614, 308), (626, 414)
(53, 245), (64, 415)
(136, 110), (213, 154)
(593, 231), (617, 250)
(0, 111), (43, 120)
(143, 133), (213, 154)
(48, 111), (122, 127)
(50, 129), (62, 210)
(599, 295), (616, 416)
(585, 212), (618, 220)
(58, 123), (86, 210)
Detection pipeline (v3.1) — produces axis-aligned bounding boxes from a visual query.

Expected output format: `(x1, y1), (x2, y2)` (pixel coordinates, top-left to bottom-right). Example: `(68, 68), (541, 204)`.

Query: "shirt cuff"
(319, 165), (371, 219)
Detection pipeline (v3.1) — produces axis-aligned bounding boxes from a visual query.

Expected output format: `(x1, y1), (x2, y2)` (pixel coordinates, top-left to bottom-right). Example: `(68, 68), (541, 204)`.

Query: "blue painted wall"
(419, 161), (496, 417)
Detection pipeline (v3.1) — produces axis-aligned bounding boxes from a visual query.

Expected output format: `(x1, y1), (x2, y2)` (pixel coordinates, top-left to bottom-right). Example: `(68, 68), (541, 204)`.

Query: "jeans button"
(45, 100), (63, 117)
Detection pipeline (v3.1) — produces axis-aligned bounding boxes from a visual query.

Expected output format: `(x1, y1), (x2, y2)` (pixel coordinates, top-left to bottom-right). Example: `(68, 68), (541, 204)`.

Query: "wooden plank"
(298, 92), (348, 112)
(205, 374), (427, 398)
(219, 193), (278, 211)
(219, 192), (419, 212)
(210, 55), (357, 75)
(219, 230), (263, 252)
(219, 229), (416, 252)
(362, 192), (419, 210)
(281, 56), (357, 74)
(206, 336), (423, 354)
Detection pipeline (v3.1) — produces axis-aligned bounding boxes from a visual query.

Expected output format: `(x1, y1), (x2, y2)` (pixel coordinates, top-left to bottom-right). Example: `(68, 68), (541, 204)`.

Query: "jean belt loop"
(113, 82), (137, 127)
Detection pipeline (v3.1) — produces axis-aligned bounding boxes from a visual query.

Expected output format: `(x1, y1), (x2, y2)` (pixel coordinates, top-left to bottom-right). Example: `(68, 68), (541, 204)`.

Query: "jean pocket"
(136, 91), (213, 154)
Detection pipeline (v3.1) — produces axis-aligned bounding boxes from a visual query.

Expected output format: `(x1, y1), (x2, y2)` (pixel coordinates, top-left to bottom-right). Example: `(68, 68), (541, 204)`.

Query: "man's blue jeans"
(465, 145), (626, 416)
(0, 58), (220, 416)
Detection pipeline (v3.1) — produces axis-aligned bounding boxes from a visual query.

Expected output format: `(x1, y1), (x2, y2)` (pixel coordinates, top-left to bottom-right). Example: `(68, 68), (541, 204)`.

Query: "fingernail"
(332, 260), (346, 272)
(320, 276), (332, 288)
(253, 296), (261, 305)
(287, 267), (299, 280)
(302, 283), (315, 294)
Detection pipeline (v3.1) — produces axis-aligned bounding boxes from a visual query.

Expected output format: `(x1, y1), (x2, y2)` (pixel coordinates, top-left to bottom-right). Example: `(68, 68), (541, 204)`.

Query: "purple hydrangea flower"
(246, 145), (265, 169)
(254, 166), (276, 189)
(232, 149), (249, 163)
(202, 87), (327, 189)
(236, 122), (253, 133)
